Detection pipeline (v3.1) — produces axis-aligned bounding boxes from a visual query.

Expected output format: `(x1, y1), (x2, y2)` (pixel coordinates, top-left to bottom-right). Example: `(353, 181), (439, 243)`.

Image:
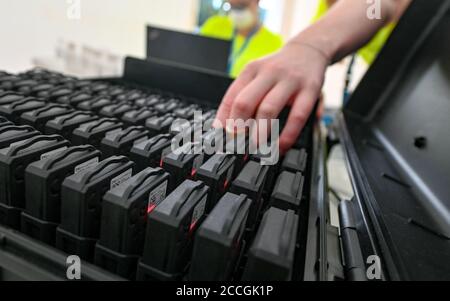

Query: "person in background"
(201, 0), (284, 78)
(213, 0), (411, 154)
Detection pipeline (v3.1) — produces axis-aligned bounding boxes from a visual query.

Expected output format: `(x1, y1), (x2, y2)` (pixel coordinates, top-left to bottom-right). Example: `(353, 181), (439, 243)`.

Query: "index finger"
(213, 64), (257, 128)
(279, 88), (318, 154)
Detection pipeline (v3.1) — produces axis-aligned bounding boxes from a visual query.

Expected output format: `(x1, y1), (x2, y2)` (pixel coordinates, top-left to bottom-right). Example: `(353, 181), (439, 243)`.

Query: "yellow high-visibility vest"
(200, 15), (284, 78)
(313, 0), (395, 65)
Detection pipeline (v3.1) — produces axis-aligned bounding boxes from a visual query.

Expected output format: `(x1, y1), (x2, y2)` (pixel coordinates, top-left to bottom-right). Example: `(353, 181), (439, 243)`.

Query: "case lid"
(340, 0), (450, 280)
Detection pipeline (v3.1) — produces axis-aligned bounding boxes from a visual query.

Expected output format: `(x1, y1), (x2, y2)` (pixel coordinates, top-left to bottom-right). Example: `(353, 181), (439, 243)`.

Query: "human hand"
(213, 41), (329, 154)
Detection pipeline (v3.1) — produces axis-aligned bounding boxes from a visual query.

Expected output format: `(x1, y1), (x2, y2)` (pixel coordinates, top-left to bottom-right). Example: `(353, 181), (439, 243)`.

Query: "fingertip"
(212, 118), (223, 129)
(279, 137), (295, 155)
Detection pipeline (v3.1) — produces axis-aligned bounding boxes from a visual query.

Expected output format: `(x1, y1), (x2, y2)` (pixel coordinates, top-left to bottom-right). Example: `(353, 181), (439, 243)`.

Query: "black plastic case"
(121, 107), (157, 126)
(0, 56), (322, 281)
(27, 83), (56, 97)
(154, 98), (181, 115)
(11, 79), (40, 94)
(270, 171), (304, 212)
(95, 167), (170, 279)
(137, 180), (209, 281)
(22, 145), (102, 245)
(0, 92), (26, 106)
(225, 134), (251, 178)
(174, 104), (200, 119)
(129, 134), (173, 172)
(99, 103), (135, 119)
(333, 1), (450, 281)
(115, 89), (144, 103)
(0, 75), (21, 90)
(55, 91), (93, 106)
(161, 142), (205, 190)
(56, 156), (134, 261)
(77, 96), (114, 113)
(70, 80), (95, 92)
(230, 160), (269, 231)
(188, 192), (251, 281)
(45, 111), (98, 140)
(135, 94), (162, 108)
(281, 148), (308, 174)
(72, 118), (123, 148)
(0, 116), (13, 128)
(98, 86), (126, 99)
(242, 208), (298, 281)
(0, 225), (124, 281)
(0, 97), (47, 124)
(196, 153), (236, 213)
(100, 126), (149, 158)
(145, 113), (177, 136)
(20, 103), (74, 132)
(0, 125), (40, 149)
(39, 86), (74, 102)
(86, 82), (110, 95)
(169, 118), (193, 136)
(0, 135), (70, 229)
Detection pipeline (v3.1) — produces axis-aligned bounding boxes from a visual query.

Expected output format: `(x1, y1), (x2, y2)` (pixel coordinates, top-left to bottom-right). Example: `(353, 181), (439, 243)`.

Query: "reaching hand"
(213, 41), (329, 154)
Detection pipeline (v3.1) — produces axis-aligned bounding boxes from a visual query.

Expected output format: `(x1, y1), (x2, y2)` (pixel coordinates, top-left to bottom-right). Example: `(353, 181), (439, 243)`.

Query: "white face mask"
(229, 8), (255, 30)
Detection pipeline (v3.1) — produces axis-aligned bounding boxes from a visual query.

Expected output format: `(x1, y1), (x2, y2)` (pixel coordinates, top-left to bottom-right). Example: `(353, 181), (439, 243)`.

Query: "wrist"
(286, 40), (332, 66)
(289, 29), (339, 64)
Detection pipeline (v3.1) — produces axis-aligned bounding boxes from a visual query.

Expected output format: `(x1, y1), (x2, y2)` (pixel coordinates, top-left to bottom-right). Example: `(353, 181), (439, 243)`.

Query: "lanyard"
(343, 54), (356, 105)
(227, 25), (261, 74)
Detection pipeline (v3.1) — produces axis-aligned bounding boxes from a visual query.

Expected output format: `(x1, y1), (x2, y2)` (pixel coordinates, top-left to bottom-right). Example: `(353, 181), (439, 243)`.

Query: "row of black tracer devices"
(0, 69), (309, 281)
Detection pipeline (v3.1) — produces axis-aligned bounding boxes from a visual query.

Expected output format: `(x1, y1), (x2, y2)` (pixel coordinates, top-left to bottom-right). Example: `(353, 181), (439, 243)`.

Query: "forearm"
(290, 0), (410, 63)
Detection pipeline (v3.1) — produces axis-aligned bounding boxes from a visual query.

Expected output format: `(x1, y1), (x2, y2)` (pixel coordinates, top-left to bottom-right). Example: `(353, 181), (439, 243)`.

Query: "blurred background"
(0, 0), (368, 108)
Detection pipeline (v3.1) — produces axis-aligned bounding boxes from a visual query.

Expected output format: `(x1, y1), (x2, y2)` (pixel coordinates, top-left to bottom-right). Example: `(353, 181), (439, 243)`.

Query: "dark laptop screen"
(146, 26), (232, 74)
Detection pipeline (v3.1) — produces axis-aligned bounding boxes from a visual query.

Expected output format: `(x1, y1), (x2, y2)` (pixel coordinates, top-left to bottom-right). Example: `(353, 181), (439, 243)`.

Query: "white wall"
(0, 0), (197, 73)
(259, 0), (286, 36)
(289, 0), (318, 37)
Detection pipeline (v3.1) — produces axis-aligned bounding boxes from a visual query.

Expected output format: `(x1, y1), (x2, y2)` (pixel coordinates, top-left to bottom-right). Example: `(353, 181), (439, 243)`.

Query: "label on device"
(74, 157), (99, 174)
(148, 180), (168, 208)
(40, 147), (68, 160)
(110, 168), (132, 189)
